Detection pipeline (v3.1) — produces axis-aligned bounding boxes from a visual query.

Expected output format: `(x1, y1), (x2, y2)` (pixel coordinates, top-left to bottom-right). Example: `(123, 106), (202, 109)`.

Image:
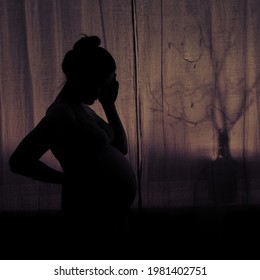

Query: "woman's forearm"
(102, 104), (128, 154)
(9, 157), (64, 184)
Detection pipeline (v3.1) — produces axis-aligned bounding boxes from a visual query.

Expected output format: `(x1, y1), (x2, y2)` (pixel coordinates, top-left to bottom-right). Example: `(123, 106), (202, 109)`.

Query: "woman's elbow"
(121, 147), (128, 155)
(113, 144), (127, 155)
(113, 139), (128, 155)
(118, 144), (128, 155)
(9, 154), (24, 174)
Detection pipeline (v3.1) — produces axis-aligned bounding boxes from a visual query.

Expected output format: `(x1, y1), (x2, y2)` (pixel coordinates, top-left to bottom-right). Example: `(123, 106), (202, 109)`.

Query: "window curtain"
(1, 0), (260, 212)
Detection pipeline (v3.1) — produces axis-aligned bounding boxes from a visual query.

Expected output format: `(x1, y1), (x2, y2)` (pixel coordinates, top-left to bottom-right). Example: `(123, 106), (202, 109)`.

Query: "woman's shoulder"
(47, 102), (74, 115)
(45, 102), (78, 125)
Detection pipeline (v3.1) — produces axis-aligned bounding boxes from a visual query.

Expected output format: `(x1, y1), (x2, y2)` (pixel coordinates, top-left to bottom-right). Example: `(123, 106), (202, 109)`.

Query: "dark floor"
(0, 205), (260, 260)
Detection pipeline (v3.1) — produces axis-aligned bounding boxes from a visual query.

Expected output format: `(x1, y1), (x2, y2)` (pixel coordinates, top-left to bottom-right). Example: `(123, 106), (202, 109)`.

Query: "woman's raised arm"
(99, 76), (128, 155)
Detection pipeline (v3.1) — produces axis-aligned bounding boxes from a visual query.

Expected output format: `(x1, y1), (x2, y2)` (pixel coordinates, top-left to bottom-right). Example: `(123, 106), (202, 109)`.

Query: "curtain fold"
(1, 0), (260, 211)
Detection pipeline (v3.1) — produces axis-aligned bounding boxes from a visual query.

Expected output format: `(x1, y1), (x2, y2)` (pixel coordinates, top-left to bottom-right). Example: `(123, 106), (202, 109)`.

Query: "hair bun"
(73, 35), (101, 51)
(62, 34), (116, 79)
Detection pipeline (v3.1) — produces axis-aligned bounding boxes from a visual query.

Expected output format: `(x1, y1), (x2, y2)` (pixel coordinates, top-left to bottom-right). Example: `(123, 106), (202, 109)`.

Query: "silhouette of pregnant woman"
(9, 35), (137, 240)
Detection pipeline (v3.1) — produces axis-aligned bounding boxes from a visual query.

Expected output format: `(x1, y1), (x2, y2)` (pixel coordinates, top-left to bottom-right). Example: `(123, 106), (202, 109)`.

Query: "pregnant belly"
(62, 146), (137, 212)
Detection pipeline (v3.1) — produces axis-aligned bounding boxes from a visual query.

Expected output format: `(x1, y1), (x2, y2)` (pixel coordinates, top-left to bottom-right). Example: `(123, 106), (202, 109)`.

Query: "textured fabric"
(1, 0), (260, 211)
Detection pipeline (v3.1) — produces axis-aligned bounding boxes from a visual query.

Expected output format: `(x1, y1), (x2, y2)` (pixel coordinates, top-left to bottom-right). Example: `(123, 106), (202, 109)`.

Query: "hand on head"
(99, 74), (119, 106)
(61, 35), (117, 105)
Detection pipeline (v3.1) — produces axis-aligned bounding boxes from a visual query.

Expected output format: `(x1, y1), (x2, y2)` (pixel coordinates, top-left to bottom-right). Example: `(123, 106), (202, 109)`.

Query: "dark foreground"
(0, 205), (259, 260)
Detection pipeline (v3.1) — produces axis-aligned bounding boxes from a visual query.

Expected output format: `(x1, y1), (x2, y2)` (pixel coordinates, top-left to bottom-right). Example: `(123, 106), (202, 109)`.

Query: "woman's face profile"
(78, 71), (115, 105)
